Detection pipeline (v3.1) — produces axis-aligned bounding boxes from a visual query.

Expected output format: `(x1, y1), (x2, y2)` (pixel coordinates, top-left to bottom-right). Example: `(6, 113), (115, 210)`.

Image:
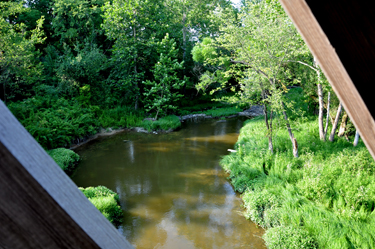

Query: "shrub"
(47, 148), (80, 173)
(79, 186), (123, 225)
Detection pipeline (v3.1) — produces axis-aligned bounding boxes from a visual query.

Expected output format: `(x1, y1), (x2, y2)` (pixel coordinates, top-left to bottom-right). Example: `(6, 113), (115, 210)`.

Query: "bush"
(79, 186), (123, 225)
(264, 226), (317, 249)
(47, 148), (80, 173)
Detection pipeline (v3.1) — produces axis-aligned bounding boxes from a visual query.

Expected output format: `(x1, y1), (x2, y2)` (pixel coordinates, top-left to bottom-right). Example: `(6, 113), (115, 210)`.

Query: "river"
(71, 117), (266, 249)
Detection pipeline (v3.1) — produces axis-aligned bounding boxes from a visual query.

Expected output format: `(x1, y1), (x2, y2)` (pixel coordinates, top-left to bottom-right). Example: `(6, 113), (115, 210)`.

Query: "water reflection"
(72, 118), (265, 249)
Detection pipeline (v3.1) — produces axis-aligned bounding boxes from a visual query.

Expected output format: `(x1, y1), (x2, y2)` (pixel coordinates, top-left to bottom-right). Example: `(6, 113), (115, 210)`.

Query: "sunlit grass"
(220, 90), (375, 248)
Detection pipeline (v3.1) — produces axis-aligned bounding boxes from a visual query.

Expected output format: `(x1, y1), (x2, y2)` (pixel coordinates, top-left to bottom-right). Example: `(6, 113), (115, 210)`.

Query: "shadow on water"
(72, 117), (266, 249)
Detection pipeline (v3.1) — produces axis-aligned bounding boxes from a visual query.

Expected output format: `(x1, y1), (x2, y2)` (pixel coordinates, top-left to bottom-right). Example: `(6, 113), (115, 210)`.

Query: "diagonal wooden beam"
(0, 100), (134, 249)
(279, 0), (375, 160)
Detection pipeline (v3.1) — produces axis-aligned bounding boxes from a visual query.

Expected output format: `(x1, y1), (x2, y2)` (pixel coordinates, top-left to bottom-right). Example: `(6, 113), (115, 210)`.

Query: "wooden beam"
(0, 101), (134, 249)
(279, 0), (375, 160)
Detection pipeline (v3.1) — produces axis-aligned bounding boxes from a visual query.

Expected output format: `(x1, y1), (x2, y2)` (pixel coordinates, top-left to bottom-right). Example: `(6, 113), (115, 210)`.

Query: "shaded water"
(72, 118), (266, 249)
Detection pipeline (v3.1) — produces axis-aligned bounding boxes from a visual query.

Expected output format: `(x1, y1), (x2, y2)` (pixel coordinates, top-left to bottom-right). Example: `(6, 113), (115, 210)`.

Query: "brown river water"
(72, 117), (266, 249)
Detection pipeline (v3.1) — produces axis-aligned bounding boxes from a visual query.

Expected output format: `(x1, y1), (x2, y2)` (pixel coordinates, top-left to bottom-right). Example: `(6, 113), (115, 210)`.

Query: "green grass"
(79, 186), (123, 226)
(201, 106), (242, 117)
(9, 97), (181, 149)
(9, 97), (99, 149)
(141, 115), (181, 131)
(97, 105), (145, 129)
(220, 88), (375, 248)
(47, 148), (80, 174)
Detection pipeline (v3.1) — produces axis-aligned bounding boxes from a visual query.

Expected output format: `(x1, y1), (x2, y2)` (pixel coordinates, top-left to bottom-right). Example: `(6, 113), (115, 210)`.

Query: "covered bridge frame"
(1, 0), (375, 247)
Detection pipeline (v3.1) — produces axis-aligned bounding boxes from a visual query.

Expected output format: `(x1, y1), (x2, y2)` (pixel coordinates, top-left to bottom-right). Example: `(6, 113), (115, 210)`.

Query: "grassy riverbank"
(221, 116), (375, 248)
(8, 97), (183, 149)
(9, 96), (243, 150)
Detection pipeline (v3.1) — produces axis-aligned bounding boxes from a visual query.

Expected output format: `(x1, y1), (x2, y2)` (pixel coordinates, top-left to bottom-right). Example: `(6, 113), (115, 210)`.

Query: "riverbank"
(221, 115), (375, 248)
(9, 96), (255, 150)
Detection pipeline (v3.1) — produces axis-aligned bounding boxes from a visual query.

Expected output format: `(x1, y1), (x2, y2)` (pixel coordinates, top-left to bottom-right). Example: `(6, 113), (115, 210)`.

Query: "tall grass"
(97, 105), (144, 129)
(9, 97), (182, 149)
(201, 106), (243, 117)
(221, 88), (375, 248)
(141, 115), (181, 131)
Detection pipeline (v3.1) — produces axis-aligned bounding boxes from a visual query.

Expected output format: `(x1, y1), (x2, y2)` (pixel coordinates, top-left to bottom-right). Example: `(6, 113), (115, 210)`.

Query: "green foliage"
(142, 34), (185, 119)
(141, 115), (181, 131)
(9, 97), (98, 149)
(52, 0), (105, 47)
(98, 106), (144, 129)
(0, 1), (45, 103)
(201, 106), (242, 117)
(47, 148), (80, 173)
(55, 44), (107, 104)
(264, 226), (317, 249)
(79, 186), (123, 225)
(220, 90), (375, 248)
(191, 37), (217, 64)
(9, 97), (147, 149)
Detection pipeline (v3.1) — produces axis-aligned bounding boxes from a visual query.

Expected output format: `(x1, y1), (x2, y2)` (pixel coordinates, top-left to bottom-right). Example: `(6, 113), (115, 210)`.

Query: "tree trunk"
(181, 11), (187, 95)
(313, 57), (324, 141)
(353, 130), (360, 146)
(282, 102), (298, 157)
(329, 103), (343, 142)
(318, 83), (324, 140)
(263, 103), (273, 153)
(323, 91), (330, 141)
(338, 112), (348, 137)
(133, 14), (139, 110)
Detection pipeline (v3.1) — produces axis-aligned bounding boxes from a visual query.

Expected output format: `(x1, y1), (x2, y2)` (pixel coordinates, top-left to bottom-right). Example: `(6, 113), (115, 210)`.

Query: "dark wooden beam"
(305, 1), (375, 119)
(279, 0), (375, 161)
(0, 100), (134, 249)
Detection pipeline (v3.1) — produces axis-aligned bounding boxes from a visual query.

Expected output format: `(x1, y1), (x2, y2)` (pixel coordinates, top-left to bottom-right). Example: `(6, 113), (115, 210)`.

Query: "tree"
(164, 0), (233, 94)
(0, 1), (45, 104)
(52, 0), (105, 49)
(142, 34), (185, 120)
(192, 0), (307, 157)
(102, 0), (170, 109)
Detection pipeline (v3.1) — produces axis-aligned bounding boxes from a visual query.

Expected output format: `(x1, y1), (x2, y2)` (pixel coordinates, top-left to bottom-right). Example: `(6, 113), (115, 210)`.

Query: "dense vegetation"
(47, 147), (80, 173)
(79, 186), (123, 226)
(221, 88), (374, 248)
(2, 0), (372, 247)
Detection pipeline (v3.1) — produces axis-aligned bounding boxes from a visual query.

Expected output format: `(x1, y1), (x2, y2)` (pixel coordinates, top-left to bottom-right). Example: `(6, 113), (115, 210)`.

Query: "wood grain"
(279, 0), (375, 160)
(0, 100), (134, 249)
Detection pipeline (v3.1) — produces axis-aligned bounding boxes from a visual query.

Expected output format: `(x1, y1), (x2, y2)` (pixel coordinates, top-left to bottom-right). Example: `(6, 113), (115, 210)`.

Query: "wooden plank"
(279, 0), (375, 160)
(305, 1), (375, 119)
(0, 100), (134, 249)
